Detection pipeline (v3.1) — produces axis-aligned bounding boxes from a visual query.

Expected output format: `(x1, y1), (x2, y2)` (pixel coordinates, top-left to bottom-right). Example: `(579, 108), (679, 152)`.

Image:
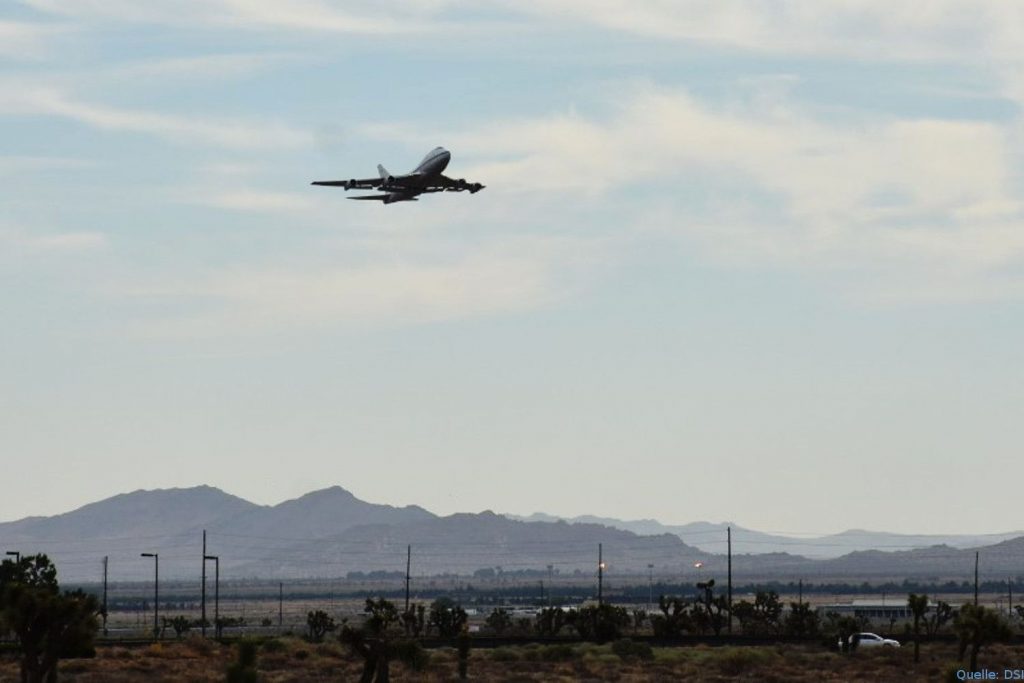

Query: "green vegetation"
(907, 593), (928, 662)
(339, 598), (429, 682)
(0, 554), (100, 683)
(224, 639), (258, 683)
(305, 610), (336, 643)
(954, 604), (1012, 671)
(427, 597), (467, 638)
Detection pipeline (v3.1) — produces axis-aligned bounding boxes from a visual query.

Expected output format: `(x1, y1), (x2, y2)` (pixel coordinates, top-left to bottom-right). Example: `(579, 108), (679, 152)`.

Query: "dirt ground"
(0, 638), (1017, 682)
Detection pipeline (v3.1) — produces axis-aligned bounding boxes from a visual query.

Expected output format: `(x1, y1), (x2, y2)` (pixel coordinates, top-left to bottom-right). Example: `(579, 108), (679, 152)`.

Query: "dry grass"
(0, 639), (1015, 681)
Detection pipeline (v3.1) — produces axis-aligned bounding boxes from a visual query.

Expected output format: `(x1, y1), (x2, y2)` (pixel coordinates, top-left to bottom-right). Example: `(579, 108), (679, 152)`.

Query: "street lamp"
(204, 555), (219, 638)
(4, 551), (19, 563)
(693, 561), (704, 585)
(140, 553), (159, 639)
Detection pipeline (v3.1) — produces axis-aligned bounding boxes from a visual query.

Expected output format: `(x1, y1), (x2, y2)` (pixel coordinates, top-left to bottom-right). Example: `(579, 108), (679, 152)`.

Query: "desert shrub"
(315, 642), (343, 659)
(182, 634), (215, 657)
(611, 638), (654, 661)
(538, 643), (578, 662)
(226, 640), (258, 683)
(60, 659), (92, 674)
(226, 640), (259, 683)
(260, 638), (287, 653)
(713, 647), (778, 676)
(489, 647), (521, 662)
(293, 648), (310, 660)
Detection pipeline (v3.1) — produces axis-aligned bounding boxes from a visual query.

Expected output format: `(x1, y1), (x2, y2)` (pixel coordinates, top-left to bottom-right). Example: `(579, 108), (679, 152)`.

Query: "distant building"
(816, 599), (916, 621)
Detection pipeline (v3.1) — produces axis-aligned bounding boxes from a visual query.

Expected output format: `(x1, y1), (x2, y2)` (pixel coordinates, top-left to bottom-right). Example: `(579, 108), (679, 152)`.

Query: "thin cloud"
(19, 0), (445, 34)
(505, 1), (1024, 64)
(373, 82), (1024, 302)
(122, 238), (586, 338)
(0, 20), (62, 60)
(0, 86), (312, 150)
(0, 226), (107, 252)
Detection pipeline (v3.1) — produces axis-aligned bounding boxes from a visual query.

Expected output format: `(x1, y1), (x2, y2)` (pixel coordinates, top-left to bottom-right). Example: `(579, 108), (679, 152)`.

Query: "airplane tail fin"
(377, 164), (390, 179)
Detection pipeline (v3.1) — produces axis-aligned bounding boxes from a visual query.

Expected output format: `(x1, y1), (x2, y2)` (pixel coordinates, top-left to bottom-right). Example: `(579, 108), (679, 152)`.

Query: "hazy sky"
(3, 2), (1023, 535)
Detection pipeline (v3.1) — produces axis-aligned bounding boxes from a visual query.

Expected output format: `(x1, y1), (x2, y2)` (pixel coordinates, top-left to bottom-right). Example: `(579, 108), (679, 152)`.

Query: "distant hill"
(507, 513), (1024, 560)
(0, 485), (435, 582)
(2, 486), (1022, 583)
(231, 511), (708, 578)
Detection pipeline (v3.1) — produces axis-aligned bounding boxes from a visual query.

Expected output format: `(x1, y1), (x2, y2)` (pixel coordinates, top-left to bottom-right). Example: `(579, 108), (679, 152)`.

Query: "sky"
(2, 1), (1023, 535)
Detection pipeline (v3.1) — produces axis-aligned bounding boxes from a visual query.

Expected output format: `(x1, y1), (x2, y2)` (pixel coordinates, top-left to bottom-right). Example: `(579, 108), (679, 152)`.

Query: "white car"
(851, 632), (900, 648)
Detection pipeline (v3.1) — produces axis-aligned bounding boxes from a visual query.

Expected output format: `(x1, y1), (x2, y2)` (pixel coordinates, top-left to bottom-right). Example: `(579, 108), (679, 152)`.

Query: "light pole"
(597, 543), (606, 606)
(140, 553), (159, 639)
(4, 551), (19, 563)
(693, 561), (703, 585)
(204, 555), (219, 638)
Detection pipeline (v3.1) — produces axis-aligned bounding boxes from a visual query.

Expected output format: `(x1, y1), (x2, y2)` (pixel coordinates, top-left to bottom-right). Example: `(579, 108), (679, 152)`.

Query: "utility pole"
(1009, 578), (1013, 618)
(727, 526), (733, 635)
(648, 564), (654, 612)
(140, 553), (159, 639)
(597, 543), (605, 606)
(201, 530), (207, 637)
(975, 552), (980, 607)
(798, 579), (803, 608)
(279, 582), (283, 629)
(405, 545), (411, 614)
(205, 555), (219, 637)
(102, 556), (109, 637)
(547, 564), (554, 606)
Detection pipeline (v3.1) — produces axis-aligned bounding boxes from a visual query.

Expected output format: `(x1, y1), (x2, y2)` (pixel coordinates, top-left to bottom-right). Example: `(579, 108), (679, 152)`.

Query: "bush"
(538, 643), (578, 662)
(226, 639), (258, 683)
(260, 638), (287, 653)
(611, 638), (654, 661)
(488, 647), (521, 662)
(182, 634), (214, 657)
(713, 647), (778, 676)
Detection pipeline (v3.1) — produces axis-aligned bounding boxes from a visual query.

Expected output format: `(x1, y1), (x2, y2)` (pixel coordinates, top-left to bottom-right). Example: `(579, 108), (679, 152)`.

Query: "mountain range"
(1, 486), (1019, 584)
(508, 513), (1024, 559)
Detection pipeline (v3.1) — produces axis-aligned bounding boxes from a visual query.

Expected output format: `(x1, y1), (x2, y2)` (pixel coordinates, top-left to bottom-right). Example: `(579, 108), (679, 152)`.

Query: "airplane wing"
(433, 174), (485, 193)
(311, 177), (382, 189)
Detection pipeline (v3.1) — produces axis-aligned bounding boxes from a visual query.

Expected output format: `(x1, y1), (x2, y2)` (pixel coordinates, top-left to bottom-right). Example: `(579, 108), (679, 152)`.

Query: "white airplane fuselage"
(414, 147), (452, 176)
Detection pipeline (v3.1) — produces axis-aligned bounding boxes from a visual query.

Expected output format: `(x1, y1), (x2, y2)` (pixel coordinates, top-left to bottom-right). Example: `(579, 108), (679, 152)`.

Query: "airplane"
(311, 147), (484, 204)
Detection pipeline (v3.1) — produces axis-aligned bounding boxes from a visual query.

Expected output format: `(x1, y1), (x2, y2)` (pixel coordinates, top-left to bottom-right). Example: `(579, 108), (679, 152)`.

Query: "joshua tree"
(485, 608), (512, 634)
(693, 580), (728, 636)
(907, 593), (929, 663)
(955, 604), (1012, 671)
(650, 595), (691, 638)
(783, 601), (820, 638)
(0, 554), (100, 683)
(428, 598), (467, 638)
(457, 625), (471, 680)
(925, 600), (954, 635)
(306, 610), (336, 643)
(340, 598), (427, 683)
(535, 607), (568, 637)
